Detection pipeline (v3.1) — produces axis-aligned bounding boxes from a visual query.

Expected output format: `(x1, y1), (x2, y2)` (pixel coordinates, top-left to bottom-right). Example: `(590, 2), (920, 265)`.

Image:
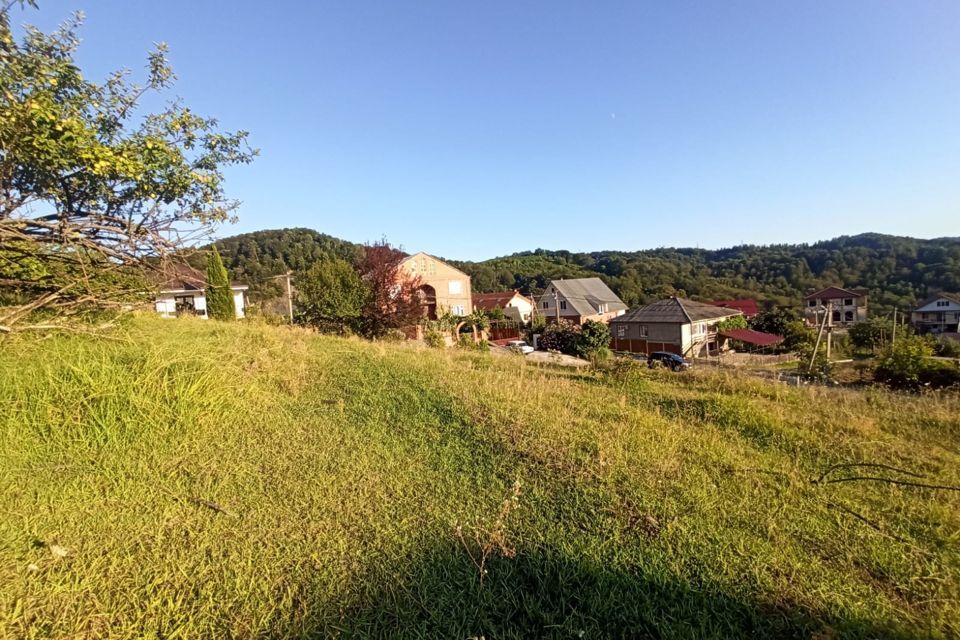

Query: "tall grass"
(1, 317), (958, 638)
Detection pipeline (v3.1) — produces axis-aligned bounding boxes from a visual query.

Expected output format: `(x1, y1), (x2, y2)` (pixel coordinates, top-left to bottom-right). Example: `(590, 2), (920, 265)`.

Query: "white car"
(506, 340), (535, 355)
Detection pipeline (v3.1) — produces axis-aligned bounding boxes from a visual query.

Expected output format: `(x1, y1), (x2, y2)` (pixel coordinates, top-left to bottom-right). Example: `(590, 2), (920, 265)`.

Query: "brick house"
(398, 252), (472, 319)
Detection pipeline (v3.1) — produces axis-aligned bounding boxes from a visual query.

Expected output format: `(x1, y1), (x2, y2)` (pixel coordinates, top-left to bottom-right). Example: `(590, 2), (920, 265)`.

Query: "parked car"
(647, 351), (690, 371)
(506, 340), (535, 355)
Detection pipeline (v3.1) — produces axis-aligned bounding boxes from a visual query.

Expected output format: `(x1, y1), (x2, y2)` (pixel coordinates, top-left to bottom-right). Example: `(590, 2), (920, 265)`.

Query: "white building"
(912, 293), (960, 335)
(153, 263), (248, 319)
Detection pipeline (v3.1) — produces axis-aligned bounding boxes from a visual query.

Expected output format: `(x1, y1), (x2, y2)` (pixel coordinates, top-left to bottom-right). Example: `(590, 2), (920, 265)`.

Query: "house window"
(843, 298), (853, 306)
(832, 311), (841, 322)
(450, 305), (465, 316)
(174, 295), (196, 315)
(560, 301), (567, 310)
(808, 300), (817, 307)
(937, 300), (949, 307)
(598, 303), (607, 313)
(448, 280), (463, 295)
(617, 325), (626, 338)
(640, 325), (649, 337)
(542, 301), (549, 309)
(844, 311), (854, 322)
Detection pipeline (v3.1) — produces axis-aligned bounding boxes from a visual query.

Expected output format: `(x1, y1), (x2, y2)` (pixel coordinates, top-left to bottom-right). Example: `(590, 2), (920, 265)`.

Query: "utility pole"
(285, 271), (294, 323)
(809, 301), (830, 373)
(825, 300), (833, 361)
(891, 308), (897, 344)
(553, 289), (560, 324)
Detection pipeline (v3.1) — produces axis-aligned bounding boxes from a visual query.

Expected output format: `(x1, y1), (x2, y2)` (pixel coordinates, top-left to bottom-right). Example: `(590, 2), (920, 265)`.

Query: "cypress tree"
(205, 246), (236, 320)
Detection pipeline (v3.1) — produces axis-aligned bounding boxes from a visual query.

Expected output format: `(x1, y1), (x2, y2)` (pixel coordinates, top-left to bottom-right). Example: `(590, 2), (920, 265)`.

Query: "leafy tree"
(716, 315), (748, 331)
(578, 320), (611, 358)
(874, 335), (935, 390)
(358, 240), (422, 339)
(0, 4), (255, 330)
(295, 259), (368, 334)
(848, 317), (894, 353)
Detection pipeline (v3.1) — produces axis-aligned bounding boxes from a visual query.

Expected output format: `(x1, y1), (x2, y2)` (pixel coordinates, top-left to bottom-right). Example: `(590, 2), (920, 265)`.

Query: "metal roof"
(719, 328), (784, 346)
(611, 297), (741, 324)
(544, 278), (627, 317)
(472, 290), (531, 310)
(708, 299), (760, 317)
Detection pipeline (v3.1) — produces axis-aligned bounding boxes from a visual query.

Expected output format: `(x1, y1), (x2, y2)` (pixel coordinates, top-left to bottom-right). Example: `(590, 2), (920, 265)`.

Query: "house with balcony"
(803, 286), (868, 327)
(912, 293), (960, 335)
(609, 297), (742, 358)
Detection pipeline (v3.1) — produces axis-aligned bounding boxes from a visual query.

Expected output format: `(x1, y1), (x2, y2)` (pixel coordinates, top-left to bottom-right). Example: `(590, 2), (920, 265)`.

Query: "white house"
(912, 293), (960, 335)
(153, 263), (248, 319)
(471, 290), (535, 323)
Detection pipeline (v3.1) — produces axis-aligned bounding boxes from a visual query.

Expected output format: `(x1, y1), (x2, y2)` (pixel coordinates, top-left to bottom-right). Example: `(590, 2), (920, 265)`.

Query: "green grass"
(1, 316), (958, 638)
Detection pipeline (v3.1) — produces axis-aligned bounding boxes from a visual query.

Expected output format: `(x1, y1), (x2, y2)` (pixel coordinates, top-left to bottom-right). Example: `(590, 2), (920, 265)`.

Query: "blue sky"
(18, 1), (960, 260)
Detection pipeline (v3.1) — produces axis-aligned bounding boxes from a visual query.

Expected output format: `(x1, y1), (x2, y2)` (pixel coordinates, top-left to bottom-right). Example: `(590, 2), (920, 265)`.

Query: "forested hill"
(212, 228), (362, 299)
(211, 229), (959, 315)
(453, 233), (960, 314)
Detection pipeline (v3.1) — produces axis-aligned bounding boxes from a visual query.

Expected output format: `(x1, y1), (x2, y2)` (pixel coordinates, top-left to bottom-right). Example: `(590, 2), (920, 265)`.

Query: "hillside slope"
(2, 319), (958, 638)
(210, 229), (960, 315)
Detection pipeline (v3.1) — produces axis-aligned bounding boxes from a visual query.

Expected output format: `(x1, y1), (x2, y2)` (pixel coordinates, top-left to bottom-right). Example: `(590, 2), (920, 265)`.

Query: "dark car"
(647, 351), (690, 371)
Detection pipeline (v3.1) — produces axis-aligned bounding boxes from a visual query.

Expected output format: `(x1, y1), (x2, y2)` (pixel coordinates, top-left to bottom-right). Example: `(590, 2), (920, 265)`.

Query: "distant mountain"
(211, 229), (960, 315)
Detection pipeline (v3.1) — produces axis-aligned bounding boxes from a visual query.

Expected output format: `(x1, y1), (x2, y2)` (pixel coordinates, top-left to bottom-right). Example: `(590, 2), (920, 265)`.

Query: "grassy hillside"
(1, 319), (959, 638)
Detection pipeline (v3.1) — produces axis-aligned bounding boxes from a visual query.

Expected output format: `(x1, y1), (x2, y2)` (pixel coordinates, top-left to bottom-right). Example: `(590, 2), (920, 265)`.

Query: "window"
(451, 305), (465, 316)
(808, 300), (817, 307)
(448, 280), (463, 295)
(560, 301), (567, 310)
(937, 300), (949, 307)
(832, 311), (841, 322)
(843, 298), (853, 306)
(640, 325), (649, 337)
(617, 325), (626, 338)
(844, 311), (854, 322)
(542, 301), (549, 309)
(598, 303), (607, 313)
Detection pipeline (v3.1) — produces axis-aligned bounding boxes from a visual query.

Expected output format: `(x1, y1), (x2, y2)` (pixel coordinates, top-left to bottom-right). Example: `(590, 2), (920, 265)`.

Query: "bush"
(874, 335), (935, 390)
(933, 338), (960, 359)
(538, 322), (581, 355)
(918, 361), (960, 389)
(425, 329), (446, 349)
(578, 320), (611, 359)
(380, 328), (408, 342)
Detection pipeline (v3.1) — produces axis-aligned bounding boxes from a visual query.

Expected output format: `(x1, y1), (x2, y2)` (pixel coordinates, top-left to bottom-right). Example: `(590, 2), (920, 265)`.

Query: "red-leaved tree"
(358, 240), (423, 338)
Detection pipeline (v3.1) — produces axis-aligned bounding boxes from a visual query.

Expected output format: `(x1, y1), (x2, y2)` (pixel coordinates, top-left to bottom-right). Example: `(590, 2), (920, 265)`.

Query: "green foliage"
(848, 318), (894, 353)
(212, 228), (362, 302)
(933, 338), (960, 359)
(537, 322), (581, 356)
(295, 258), (368, 334)
(716, 315), (748, 331)
(0, 4), (255, 327)
(205, 246), (236, 320)
(424, 328), (446, 348)
(455, 234), (960, 316)
(578, 319), (611, 358)
(874, 335), (935, 390)
(2, 318), (959, 637)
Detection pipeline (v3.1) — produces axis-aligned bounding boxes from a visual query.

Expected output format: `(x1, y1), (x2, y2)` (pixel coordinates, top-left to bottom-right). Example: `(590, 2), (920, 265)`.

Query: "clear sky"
(18, 1), (960, 260)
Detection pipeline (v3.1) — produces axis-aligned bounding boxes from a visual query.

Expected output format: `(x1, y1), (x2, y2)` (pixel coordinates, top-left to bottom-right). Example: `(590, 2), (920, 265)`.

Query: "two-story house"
(803, 286), (868, 327)
(609, 297), (742, 357)
(398, 252), (472, 319)
(912, 293), (960, 335)
(537, 278), (627, 325)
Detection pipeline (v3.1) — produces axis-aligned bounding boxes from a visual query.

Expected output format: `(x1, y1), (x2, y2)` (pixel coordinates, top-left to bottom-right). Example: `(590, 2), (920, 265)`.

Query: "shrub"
(205, 246), (236, 321)
(538, 322), (581, 356)
(425, 329), (446, 349)
(919, 361), (960, 389)
(874, 335), (935, 390)
(933, 338), (960, 359)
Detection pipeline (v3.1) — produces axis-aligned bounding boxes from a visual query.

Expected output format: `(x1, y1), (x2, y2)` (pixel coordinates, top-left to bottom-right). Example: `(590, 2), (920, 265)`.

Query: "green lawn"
(1, 317), (958, 638)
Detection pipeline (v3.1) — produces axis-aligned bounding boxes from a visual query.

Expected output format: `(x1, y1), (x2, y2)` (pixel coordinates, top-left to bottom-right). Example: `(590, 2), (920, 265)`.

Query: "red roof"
(805, 286), (867, 301)
(472, 290), (530, 311)
(719, 328), (784, 346)
(708, 299), (760, 317)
